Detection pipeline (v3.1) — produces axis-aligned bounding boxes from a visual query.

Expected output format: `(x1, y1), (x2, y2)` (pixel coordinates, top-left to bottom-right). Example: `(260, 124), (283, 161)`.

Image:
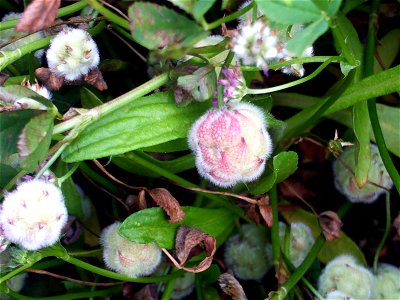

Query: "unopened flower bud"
(279, 222), (314, 267)
(232, 20), (282, 70)
(0, 179), (68, 251)
(46, 27), (100, 81)
(188, 102), (273, 187)
(333, 144), (393, 203)
(100, 222), (162, 278)
(318, 254), (374, 299)
(170, 272), (195, 300)
(224, 224), (273, 280)
(218, 66), (247, 104)
(372, 263), (400, 299)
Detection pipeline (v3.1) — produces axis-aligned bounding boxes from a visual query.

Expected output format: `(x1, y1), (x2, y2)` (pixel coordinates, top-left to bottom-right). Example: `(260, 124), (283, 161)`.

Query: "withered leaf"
(84, 68), (108, 91)
(35, 67), (64, 91)
(257, 195), (273, 228)
(218, 273), (248, 300)
(16, 0), (61, 33)
(245, 205), (260, 224)
(148, 188), (185, 223)
(138, 190), (147, 210)
(163, 226), (216, 273)
(130, 284), (157, 300)
(318, 211), (343, 241)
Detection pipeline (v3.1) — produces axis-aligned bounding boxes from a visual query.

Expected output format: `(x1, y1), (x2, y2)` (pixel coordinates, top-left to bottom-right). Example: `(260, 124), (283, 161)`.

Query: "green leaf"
(128, 2), (204, 50)
(80, 87), (103, 109)
(112, 151), (194, 178)
(54, 161), (84, 220)
(193, 0), (217, 21)
(374, 29), (400, 72)
(353, 102), (371, 187)
(0, 109), (41, 162)
(119, 206), (237, 249)
(332, 12), (363, 75)
(139, 138), (189, 152)
(280, 206), (367, 266)
(62, 92), (209, 162)
(18, 111), (55, 172)
(286, 17), (329, 57)
(0, 163), (18, 189)
(256, 0), (322, 24)
(250, 151), (298, 194)
(177, 65), (217, 102)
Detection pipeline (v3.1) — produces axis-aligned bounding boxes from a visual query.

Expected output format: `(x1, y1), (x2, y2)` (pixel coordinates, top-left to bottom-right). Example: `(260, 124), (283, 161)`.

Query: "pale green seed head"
(372, 263), (400, 299)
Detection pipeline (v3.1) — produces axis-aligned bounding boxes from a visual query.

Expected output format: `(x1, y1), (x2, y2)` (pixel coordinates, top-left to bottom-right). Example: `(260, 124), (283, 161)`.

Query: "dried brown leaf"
(84, 68), (108, 91)
(148, 188), (185, 223)
(218, 273), (248, 300)
(16, 0), (61, 33)
(318, 211), (343, 241)
(129, 284), (158, 300)
(245, 205), (260, 224)
(35, 67), (64, 91)
(257, 195), (273, 228)
(163, 226), (216, 273)
(138, 190), (147, 210)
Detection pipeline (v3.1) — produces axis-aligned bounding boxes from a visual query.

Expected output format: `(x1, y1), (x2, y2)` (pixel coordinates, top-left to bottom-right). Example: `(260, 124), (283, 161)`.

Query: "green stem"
(204, 1), (254, 30)
(270, 185), (281, 266)
(0, 1), (88, 31)
(373, 192), (391, 274)
(58, 162), (81, 185)
(0, 21), (105, 71)
(53, 72), (170, 135)
(241, 56), (340, 72)
(84, 0), (130, 30)
(62, 256), (184, 283)
(35, 143), (69, 179)
(6, 286), (121, 300)
(124, 152), (247, 219)
(0, 264), (34, 284)
(364, 0), (400, 193)
(246, 57), (337, 95)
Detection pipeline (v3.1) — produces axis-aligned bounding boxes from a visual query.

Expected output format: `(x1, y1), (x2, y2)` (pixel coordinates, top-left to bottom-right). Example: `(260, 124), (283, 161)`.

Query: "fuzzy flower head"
(0, 179), (68, 251)
(333, 144), (393, 203)
(372, 263), (400, 299)
(100, 222), (162, 278)
(189, 102), (273, 187)
(46, 27), (100, 81)
(279, 222), (315, 267)
(224, 224), (273, 280)
(0, 222), (10, 253)
(280, 46), (313, 77)
(217, 66), (247, 104)
(318, 254), (374, 299)
(26, 81), (52, 100)
(231, 20), (282, 70)
(237, 1), (264, 26)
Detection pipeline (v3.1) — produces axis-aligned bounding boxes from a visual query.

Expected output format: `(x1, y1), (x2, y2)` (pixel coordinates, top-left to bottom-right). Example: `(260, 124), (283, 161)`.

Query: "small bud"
(318, 254), (374, 299)
(218, 66), (247, 104)
(333, 144), (393, 203)
(188, 102), (273, 187)
(0, 179), (68, 251)
(279, 222), (314, 267)
(46, 27), (100, 81)
(372, 263), (400, 299)
(231, 20), (282, 70)
(224, 224), (273, 280)
(100, 222), (162, 278)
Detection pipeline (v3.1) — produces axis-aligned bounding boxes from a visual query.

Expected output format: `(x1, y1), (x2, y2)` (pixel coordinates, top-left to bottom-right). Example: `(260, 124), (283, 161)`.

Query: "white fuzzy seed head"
(0, 180), (68, 251)
(170, 272), (196, 300)
(189, 102), (273, 187)
(279, 222), (315, 267)
(232, 20), (283, 69)
(372, 263), (400, 299)
(333, 144), (393, 203)
(100, 222), (162, 278)
(27, 82), (52, 100)
(46, 27), (100, 81)
(224, 224), (273, 280)
(318, 254), (374, 299)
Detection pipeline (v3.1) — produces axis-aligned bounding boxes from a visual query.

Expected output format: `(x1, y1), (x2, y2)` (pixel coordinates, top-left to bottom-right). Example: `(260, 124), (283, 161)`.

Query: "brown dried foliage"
(148, 188), (185, 223)
(318, 211), (343, 241)
(218, 273), (248, 300)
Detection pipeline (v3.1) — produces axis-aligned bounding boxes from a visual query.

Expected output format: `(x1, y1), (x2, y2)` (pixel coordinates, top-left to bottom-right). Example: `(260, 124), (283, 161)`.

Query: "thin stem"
(0, 1), (88, 31)
(6, 286), (121, 300)
(0, 263), (34, 284)
(35, 143), (69, 179)
(246, 57), (337, 95)
(62, 256), (184, 283)
(53, 72), (170, 135)
(364, 0), (400, 193)
(85, 0), (130, 30)
(204, 1), (254, 30)
(58, 162), (81, 185)
(270, 185), (281, 266)
(373, 192), (391, 274)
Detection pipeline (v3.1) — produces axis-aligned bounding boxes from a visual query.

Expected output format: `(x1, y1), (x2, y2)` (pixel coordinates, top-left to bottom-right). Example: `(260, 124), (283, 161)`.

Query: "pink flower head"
(188, 102), (273, 187)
